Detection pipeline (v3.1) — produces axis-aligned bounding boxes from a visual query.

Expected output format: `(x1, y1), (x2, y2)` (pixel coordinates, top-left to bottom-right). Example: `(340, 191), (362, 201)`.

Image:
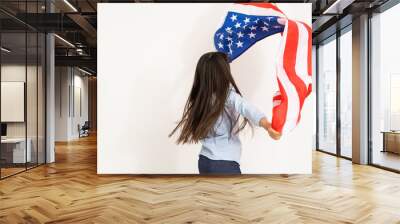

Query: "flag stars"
(236, 41), (243, 48)
(237, 31), (244, 38)
(244, 17), (250, 24)
(218, 42), (223, 49)
(250, 25), (257, 31)
(234, 22), (241, 28)
(219, 34), (224, 40)
(261, 26), (269, 31)
(248, 32), (256, 38)
(230, 14), (237, 22)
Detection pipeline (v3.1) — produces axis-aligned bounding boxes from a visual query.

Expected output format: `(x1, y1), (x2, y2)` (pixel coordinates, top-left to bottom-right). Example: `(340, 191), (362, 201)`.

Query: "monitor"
(1, 123), (7, 137)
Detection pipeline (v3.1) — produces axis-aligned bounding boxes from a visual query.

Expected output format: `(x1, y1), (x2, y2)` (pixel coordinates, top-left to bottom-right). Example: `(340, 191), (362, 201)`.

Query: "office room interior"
(0, 0), (399, 223)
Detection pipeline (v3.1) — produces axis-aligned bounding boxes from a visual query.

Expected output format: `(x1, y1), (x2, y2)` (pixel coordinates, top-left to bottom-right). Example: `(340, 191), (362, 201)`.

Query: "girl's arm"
(226, 89), (281, 140)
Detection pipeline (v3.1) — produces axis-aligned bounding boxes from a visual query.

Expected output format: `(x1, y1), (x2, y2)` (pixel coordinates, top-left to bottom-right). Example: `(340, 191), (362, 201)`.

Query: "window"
(317, 36), (337, 154)
(370, 4), (400, 171)
(339, 28), (352, 158)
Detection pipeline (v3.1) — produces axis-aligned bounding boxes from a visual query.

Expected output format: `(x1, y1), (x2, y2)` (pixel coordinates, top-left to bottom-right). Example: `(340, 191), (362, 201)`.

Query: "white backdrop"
(98, 3), (313, 174)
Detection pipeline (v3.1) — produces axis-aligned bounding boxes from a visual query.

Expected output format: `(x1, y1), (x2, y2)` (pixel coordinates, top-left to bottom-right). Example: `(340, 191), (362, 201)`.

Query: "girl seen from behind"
(170, 52), (281, 174)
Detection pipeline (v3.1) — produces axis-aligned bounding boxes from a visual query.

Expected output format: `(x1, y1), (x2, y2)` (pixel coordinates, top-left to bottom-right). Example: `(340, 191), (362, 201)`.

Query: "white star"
(263, 21), (270, 26)
(218, 42), (223, 49)
(250, 25), (257, 31)
(261, 26), (269, 31)
(237, 32), (244, 38)
(226, 37), (232, 41)
(254, 18), (259, 23)
(243, 24), (248, 29)
(248, 32), (256, 38)
(244, 17), (250, 24)
(236, 41), (243, 48)
(229, 48), (233, 55)
(234, 22), (241, 28)
(230, 14), (237, 22)
(273, 25), (281, 29)
(225, 27), (232, 34)
(219, 34), (224, 40)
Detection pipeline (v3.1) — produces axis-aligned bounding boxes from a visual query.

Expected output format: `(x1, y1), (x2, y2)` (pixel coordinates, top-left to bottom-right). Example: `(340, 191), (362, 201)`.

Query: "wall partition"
(0, 1), (46, 179)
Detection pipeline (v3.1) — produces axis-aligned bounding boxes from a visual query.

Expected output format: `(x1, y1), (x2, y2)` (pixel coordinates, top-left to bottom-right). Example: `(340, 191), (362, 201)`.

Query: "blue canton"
(214, 11), (285, 62)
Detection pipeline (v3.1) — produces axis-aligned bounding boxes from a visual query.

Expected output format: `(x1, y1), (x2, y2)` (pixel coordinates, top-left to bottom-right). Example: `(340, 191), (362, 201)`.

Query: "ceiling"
(0, 0), (393, 75)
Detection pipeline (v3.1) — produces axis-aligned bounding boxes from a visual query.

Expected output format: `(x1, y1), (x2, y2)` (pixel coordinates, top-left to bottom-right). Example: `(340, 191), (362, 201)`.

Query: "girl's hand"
(267, 127), (282, 140)
(259, 117), (282, 140)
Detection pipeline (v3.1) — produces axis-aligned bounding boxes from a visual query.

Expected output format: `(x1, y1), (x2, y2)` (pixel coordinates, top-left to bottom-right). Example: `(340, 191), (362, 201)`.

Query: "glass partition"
(0, 1), (46, 179)
(38, 32), (45, 165)
(0, 31), (28, 177)
(27, 31), (38, 169)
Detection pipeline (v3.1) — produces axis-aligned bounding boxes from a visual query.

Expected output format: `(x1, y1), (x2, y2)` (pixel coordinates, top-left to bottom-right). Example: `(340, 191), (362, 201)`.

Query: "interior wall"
(55, 66), (89, 141)
(1, 64), (40, 139)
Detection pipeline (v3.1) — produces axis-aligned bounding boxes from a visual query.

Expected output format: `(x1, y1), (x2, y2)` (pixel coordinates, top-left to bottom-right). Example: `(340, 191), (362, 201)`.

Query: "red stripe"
(239, 3), (286, 17)
(283, 21), (308, 122)
(273, 94), (282, 101)
(300, 22), (313, 96)
(307, 83), (312, 96)
(300, 22), (312, 77)
(272, 78), (288, 133)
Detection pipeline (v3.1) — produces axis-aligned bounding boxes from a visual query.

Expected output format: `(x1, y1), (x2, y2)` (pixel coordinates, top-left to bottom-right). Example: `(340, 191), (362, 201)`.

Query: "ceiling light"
(1, 47), (11, 53)
(78, 67), (93, 76)
(63, 0), (78, 12)
(54, 34), (75, 48)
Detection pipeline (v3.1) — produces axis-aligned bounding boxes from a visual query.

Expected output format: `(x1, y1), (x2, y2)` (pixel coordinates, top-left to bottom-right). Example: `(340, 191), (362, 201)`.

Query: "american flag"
(214, 3), (312, 134)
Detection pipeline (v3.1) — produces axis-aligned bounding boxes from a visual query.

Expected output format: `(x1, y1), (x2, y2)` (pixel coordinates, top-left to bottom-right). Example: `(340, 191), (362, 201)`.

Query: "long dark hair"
(169, 52), (250, 144)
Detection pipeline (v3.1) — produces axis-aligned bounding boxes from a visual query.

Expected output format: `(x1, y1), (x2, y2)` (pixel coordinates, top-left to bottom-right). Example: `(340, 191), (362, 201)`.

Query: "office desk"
(1, 138), (31, 163)
(381, 131), (400, 154)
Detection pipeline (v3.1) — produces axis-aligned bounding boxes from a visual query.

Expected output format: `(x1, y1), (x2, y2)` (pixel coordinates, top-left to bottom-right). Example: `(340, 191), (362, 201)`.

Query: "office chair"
(79, 121), (90, 138)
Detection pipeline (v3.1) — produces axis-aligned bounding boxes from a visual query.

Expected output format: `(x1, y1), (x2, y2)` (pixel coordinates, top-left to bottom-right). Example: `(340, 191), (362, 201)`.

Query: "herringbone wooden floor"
(1, 135), (400, 224)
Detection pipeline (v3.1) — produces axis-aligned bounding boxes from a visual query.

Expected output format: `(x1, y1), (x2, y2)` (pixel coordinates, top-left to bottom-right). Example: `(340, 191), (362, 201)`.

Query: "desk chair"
(79, 121), (90, 138)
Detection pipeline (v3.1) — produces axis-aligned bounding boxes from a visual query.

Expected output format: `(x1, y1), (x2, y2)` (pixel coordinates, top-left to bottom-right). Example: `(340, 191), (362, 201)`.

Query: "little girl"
(169, 52), (281, 174)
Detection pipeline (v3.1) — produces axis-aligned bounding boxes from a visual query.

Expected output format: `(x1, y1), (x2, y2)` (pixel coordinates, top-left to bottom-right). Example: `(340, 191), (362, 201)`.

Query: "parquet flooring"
(1, 134), (400, 223)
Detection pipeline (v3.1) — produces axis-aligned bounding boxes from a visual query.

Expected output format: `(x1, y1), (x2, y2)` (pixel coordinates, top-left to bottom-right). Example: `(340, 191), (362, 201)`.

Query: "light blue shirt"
(199, 88), (265, 164)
